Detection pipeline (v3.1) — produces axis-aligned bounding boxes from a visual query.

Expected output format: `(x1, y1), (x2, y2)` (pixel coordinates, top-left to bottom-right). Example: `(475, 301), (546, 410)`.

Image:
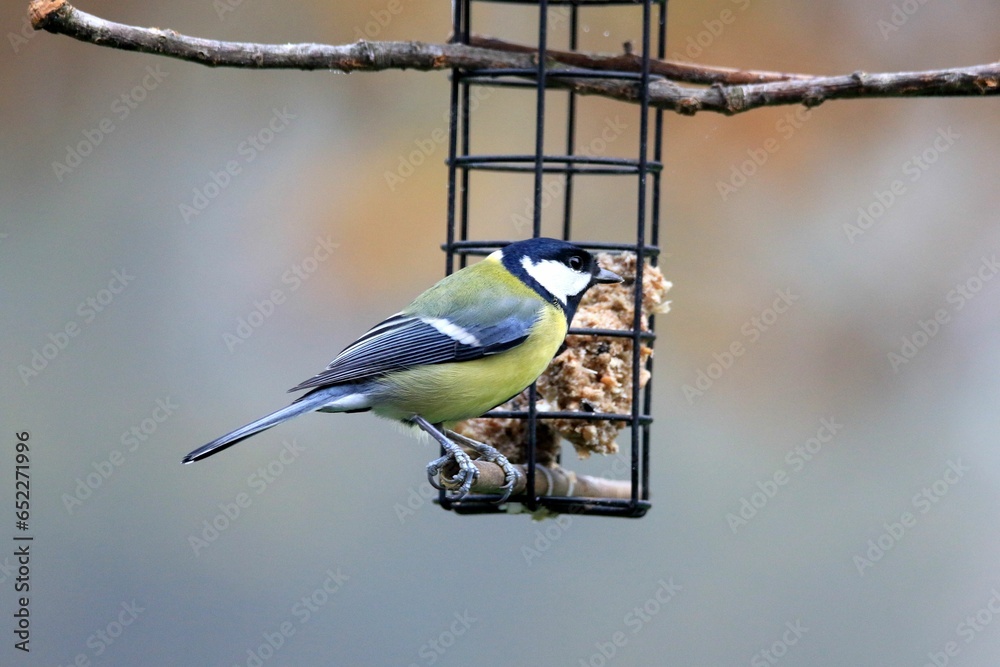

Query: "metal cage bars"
(441, 0), (667, 517)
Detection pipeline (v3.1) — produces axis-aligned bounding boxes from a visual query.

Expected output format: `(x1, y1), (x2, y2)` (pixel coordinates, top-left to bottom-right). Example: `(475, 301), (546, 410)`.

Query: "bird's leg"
(408, 416), (478, 499)
(445, 430), (519, 503)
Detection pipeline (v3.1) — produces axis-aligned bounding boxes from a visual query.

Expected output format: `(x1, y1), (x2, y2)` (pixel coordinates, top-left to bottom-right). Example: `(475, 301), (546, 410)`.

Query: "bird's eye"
(568, 255), (584, 271)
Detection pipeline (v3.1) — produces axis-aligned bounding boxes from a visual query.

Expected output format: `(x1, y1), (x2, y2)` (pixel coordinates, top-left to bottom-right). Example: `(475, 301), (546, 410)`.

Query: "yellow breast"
(371, 304), (566, 425)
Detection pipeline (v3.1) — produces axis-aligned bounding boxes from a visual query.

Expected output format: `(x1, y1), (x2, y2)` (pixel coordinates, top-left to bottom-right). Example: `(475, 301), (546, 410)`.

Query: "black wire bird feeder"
(440, 0), (667, 517)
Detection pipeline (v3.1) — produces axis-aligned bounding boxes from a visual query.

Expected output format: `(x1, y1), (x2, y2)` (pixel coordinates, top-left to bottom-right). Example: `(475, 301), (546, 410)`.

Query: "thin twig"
(29, 0), (1000, 115)
(467, 35), (811, 85)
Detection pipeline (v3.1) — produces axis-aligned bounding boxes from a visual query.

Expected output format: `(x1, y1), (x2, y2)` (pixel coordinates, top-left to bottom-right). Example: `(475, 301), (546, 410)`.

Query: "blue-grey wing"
(288, 300), (542, 392)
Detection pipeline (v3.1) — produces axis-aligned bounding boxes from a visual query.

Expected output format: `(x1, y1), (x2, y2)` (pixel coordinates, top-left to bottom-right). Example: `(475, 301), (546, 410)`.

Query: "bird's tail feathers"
(182, 391), (332, 464)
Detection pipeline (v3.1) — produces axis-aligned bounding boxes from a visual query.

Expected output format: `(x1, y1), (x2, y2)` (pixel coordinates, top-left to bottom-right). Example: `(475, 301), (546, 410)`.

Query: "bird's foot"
(425, 447), (479, 499)
(447, 430), (520, 503)
(408, 415), (517, 502)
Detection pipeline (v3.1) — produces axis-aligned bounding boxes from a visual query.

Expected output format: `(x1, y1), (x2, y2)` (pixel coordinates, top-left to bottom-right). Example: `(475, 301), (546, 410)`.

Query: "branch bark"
(466, 35), (811, 85)
(439, 459), (634, 500)
(29, 0), (1000, 115)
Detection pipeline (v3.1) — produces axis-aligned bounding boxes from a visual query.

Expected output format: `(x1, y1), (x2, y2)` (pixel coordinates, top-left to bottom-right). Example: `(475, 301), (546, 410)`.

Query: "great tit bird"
(183, 237), (622, 501)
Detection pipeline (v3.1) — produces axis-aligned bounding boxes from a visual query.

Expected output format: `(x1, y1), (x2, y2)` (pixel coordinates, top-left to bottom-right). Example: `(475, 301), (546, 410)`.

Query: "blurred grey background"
(3, 1), (1000, 665)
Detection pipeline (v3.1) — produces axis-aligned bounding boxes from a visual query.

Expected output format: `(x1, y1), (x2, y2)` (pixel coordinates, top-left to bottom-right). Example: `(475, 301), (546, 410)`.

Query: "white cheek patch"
(421, 317), (481, 346)
(521, 256), (591, 304)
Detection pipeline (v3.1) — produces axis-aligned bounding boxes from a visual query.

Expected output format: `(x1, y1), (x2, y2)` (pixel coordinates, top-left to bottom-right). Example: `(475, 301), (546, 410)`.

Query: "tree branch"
(466, 35), (811, 85)
(29, 0), (1000, 115)
(439, 459), (634, 500)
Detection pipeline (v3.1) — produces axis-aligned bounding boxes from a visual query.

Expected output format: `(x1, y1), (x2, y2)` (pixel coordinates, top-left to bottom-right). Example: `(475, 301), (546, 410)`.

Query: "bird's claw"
(447, 431), (520, 503)
(472, 449), (517, 503)
(426, 456), (447, 491)
(411, 416), (517, 503)
(426, 449), (479, 500)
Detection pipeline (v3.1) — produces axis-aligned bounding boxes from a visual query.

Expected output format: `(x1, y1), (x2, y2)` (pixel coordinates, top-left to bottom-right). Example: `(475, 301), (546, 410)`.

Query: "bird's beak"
(594, 267), (623, 284)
